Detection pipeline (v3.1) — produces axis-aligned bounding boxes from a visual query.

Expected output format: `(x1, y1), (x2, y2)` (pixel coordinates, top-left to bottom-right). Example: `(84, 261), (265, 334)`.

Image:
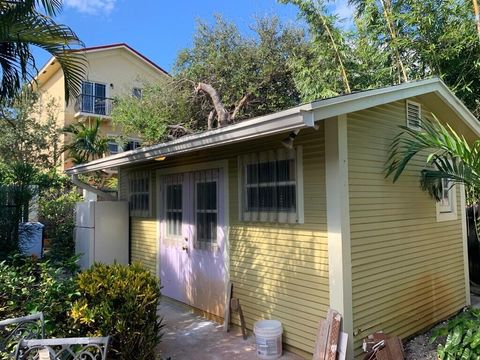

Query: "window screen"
(129, 171), (150, 216)
(240, 148), (299, 223)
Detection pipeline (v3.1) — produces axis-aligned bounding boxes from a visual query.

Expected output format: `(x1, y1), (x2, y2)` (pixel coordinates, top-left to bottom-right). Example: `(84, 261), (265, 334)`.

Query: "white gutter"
(71, 174), (117, 201)
(65, 78), (480, 175)
(66, 106), (315, 174)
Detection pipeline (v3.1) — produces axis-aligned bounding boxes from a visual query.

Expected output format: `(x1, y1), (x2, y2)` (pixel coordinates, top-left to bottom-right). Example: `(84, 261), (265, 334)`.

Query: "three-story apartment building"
(34, 43), (169, 170)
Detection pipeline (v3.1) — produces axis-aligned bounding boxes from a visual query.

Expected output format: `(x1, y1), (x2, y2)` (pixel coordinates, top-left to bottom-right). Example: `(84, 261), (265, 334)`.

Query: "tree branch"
(231, 93), (250, 121)
(195, 82), (230, 127)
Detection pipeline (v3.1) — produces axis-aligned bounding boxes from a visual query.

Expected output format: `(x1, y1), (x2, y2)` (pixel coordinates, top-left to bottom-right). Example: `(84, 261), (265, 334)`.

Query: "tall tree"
(281, 0), (352, 99)
(112, 16), (307, 143)
(0, 91), (62, 171)
(0, 0), (86, 103)
(349, 0), (480, 115)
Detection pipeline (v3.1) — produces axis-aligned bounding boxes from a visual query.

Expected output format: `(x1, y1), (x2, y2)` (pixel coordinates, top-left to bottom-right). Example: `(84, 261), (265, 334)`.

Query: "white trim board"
(66, 78), (480, 175)
(325, 115), (354, 359)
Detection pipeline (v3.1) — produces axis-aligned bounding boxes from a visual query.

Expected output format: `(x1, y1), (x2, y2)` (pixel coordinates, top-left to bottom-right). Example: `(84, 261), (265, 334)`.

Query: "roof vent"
(406, 100), (422, 130)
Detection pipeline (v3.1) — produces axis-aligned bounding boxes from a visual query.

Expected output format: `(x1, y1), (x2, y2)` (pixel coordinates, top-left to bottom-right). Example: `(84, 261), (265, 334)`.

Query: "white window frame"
(81, 80), (109, 115)
(107, 140), (119, 155)
(107, 135), (142, 154)
(436, 179), (457, 222)
(238, 146), (304, 224)
(406, 100), (422, 131)
(128, 171), (152, 217)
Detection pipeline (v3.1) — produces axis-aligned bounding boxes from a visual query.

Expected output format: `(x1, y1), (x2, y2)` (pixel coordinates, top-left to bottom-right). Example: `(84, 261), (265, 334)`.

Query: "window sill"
(241, 211), (301, 224)
(436, 211), (457, 222)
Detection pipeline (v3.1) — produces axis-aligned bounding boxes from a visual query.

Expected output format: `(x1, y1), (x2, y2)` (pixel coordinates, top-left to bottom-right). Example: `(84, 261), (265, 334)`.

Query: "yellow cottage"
(67, 78), (478, 359)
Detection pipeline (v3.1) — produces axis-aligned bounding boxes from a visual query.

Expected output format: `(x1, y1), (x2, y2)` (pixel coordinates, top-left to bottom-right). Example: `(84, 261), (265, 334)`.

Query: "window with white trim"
(436, 178), (457, 222)
(107, 141), (119, 154)
(406, 100), (422, 130)
(129, 171), (151, 217)
(239, 147), (303, 223)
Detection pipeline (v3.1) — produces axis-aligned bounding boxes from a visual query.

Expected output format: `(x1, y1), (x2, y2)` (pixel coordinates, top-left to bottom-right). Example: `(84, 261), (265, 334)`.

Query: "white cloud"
(64, 0), (117, 15)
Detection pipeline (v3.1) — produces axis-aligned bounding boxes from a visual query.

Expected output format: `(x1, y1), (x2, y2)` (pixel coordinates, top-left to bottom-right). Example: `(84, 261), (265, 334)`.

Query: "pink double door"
(159, 168), (226, 317)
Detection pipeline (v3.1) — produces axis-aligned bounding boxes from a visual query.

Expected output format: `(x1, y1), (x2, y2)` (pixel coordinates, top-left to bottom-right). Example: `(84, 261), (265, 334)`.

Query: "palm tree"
(0, 0), (86, 102)
(386, 116), (480, 200)
(63, 118), (109, 165)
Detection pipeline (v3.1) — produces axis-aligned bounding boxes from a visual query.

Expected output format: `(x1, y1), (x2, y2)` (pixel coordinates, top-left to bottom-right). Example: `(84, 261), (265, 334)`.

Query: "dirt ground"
(403, 323), (444, 360)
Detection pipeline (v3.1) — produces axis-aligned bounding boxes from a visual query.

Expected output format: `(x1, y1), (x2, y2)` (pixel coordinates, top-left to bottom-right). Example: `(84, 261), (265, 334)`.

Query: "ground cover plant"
(430, 308), (480, 360)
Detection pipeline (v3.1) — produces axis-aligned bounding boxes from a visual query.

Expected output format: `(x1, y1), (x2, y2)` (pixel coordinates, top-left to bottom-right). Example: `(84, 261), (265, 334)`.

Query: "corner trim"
(325, 115), (354, 358)
(460, 184), (471, 306)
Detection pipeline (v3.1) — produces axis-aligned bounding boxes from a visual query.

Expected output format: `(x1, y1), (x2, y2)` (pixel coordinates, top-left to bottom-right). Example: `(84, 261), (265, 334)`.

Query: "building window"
(406, 100), (422, 130)
(108, 141), (119, 154)
(124, 139), (141, 151)
(129, 171), (150, 217)
(436, 178), (457, 222)
(239, 147), (303, 223)
(132, 87), (142, 99)
(80, 81), (108, 115)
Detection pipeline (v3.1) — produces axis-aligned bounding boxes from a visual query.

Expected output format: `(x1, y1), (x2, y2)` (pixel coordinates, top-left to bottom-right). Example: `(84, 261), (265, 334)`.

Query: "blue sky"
(33, 0), (352, 73)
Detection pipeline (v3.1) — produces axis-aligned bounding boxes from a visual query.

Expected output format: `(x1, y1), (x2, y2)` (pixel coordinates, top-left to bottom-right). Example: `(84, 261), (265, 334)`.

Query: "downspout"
(71, 174), (117, 201)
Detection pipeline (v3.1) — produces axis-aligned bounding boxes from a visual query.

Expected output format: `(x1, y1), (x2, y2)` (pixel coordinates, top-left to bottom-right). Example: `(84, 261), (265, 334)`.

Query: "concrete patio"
(157, 299), (305, 360)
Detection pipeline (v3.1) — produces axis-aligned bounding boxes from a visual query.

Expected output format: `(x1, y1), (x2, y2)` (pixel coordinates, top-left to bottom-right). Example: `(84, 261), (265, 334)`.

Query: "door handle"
(182, 245), (188, 251)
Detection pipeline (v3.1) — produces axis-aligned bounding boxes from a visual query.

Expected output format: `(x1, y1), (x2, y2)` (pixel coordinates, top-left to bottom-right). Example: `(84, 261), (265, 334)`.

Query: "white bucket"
(254, 320), (283, 360)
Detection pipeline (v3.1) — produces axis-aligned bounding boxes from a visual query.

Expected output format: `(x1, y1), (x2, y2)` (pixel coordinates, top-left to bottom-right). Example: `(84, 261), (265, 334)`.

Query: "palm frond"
(386, 115), (480, 199)
(0, 1), (86, 102)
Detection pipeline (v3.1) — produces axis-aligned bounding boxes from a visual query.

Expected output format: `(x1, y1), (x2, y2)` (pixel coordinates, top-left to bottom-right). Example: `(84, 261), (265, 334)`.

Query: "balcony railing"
(74, 94), (114, 116)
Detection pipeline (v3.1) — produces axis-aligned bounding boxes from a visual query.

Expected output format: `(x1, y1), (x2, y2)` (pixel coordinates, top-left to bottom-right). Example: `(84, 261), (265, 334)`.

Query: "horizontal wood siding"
(119, 127), (329, 355)
(130, 217), (157, 274)
(347, 100), (467, 358)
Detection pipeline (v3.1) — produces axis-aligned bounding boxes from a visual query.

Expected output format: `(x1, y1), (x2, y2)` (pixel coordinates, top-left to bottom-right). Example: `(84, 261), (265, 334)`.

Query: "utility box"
(19, 222), (44, 258)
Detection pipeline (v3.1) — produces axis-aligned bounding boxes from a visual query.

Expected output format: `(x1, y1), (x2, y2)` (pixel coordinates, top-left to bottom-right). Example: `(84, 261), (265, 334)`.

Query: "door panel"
(159, 168), (226, 317)
(160, 174), (190, 305)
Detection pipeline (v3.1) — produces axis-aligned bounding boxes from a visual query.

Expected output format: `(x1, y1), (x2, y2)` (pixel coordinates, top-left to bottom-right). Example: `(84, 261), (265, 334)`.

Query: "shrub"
(431, 309), (480, 360)
(0, 255), (79, 337)
(39, 187), (81, 260)
(70, 263), (163, 360)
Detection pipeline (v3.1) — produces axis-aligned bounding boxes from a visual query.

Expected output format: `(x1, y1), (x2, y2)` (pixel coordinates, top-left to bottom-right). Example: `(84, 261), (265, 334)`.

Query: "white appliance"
(75, 201), (129, 270)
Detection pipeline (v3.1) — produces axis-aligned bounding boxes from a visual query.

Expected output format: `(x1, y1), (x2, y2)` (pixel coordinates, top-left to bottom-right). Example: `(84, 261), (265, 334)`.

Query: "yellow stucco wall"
(123, 127), (329, 355)
(347, 99), (469, 358)
(35, 46), (168, 169)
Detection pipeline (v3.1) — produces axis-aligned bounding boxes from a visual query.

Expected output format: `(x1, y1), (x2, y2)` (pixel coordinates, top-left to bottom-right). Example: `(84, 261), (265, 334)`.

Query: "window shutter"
(406, 100), (422, 130)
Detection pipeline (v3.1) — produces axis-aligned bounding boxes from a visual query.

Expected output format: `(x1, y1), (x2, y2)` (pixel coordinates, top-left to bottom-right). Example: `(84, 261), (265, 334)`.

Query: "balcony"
(74, 94), (114, 118)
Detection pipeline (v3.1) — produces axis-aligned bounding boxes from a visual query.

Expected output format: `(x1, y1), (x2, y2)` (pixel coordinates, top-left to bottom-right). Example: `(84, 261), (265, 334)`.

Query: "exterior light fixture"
(155, 156), (166, 161)
(281, 129), (300, 149)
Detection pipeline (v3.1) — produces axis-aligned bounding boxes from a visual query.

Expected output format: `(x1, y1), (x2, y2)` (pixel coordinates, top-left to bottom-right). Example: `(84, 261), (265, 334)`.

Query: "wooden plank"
(224, 281), (233, 332)
(325, 310), (341, 360)
(313, 319), (328, 360)
(313, 309), (338, 360)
